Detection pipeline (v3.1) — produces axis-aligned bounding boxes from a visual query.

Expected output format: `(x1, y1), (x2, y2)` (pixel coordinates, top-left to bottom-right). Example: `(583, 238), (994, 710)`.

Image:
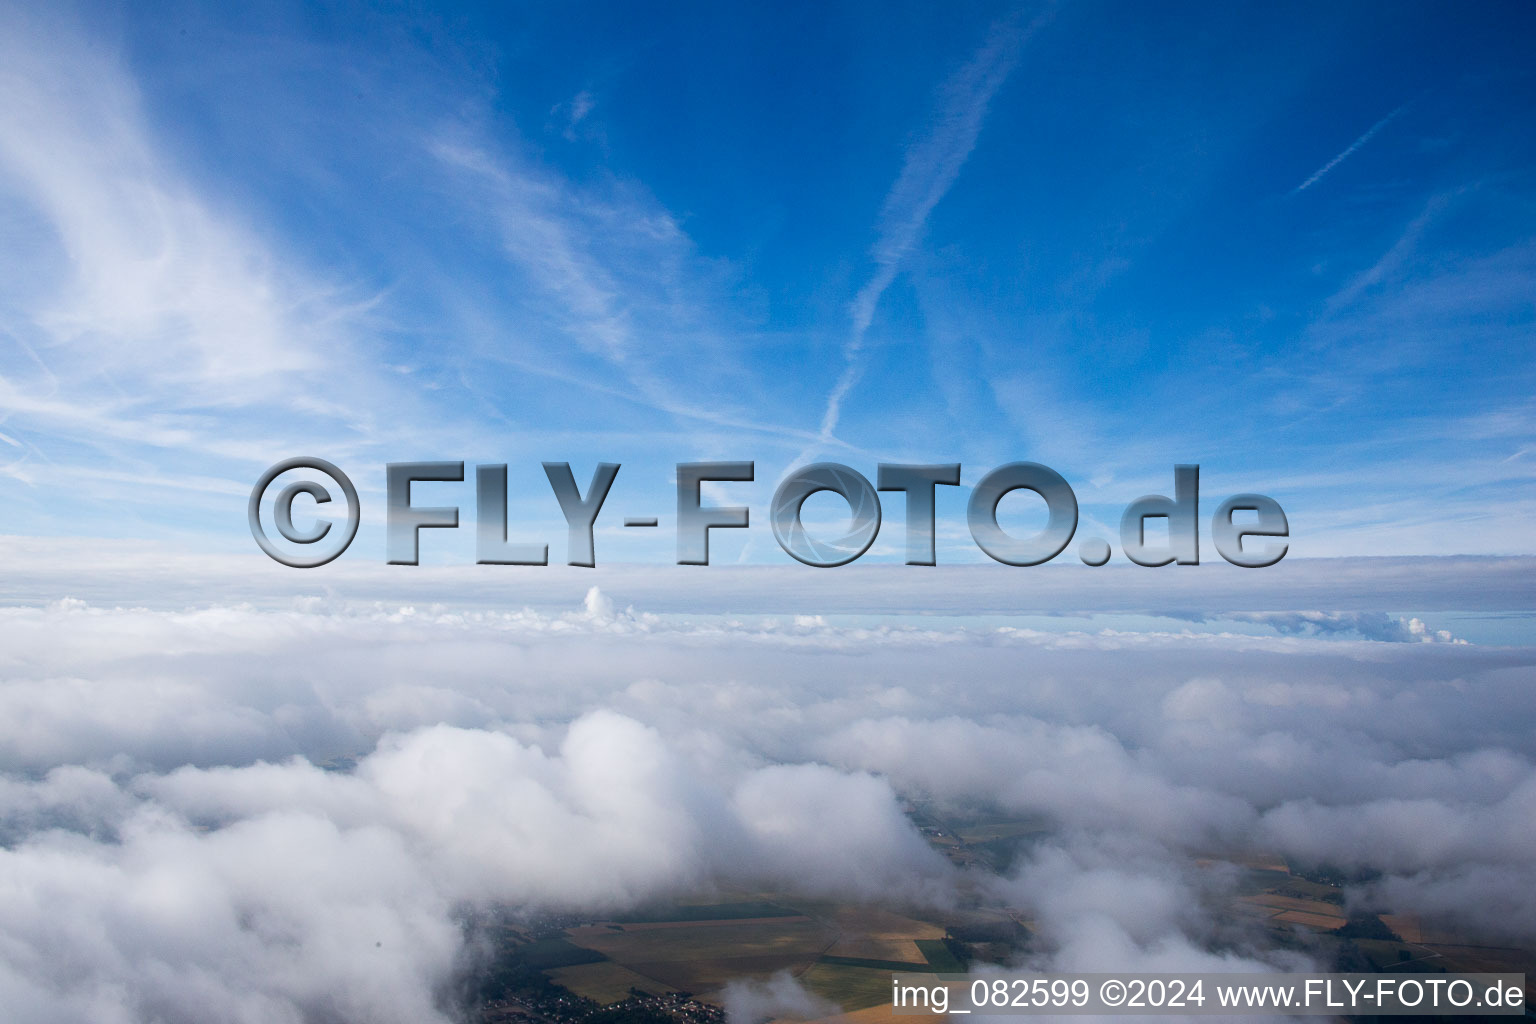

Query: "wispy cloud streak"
(807, 8), (1051, 457)
(1293, 102), (1408, 193)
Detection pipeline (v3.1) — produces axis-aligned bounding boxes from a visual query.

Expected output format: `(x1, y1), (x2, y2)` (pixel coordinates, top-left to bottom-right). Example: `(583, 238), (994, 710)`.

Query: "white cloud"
(0, 580), (1531, 1024)
(720, 971), (839, 1024)
(0, 7), (355, 412)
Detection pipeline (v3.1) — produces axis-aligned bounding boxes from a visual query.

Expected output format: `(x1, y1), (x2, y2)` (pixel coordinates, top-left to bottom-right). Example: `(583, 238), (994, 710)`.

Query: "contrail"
(801, 7), (1053, 463)
(1293, 102), (1408, 193)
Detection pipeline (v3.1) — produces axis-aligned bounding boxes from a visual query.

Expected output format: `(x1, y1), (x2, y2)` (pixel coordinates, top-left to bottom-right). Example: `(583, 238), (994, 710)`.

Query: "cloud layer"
(0, 585), (1532, 1021)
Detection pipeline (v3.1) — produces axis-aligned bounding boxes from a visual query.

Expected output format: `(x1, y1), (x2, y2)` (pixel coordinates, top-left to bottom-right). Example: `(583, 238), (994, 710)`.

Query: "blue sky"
(6, 8), (1536, 1012)
(0, 0), (1533, 566)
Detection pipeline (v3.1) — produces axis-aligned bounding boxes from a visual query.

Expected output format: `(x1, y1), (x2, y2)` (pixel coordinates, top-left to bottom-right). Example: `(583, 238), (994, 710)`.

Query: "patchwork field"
(565, 917), (837, 997)
(820, 906), (944, 964)
(1233, 892), (1346, 930)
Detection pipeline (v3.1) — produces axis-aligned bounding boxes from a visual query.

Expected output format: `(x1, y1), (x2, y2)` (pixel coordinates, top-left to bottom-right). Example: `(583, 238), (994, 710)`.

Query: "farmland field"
(800, 962), (895, 1011)
(612, 901), (798, 923)
(820, 905), (944, 963)
(545, 961), (676, 1004)
(563, 917), (837, 996)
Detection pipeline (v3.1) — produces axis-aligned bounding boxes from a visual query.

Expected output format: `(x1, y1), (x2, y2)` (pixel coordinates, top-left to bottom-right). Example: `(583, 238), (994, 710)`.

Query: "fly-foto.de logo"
(248, 459), (1288, 570)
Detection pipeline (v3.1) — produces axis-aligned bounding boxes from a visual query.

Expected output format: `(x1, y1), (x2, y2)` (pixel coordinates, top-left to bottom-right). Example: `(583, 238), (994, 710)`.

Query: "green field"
(915, 939), (966, 972)
(817, 954), (931, 972)
(801, 962), (897, 1010)
(513, 937), (609, 970)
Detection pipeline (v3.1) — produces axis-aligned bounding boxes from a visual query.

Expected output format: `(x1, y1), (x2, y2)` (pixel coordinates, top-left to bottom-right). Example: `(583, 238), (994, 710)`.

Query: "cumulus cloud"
(993, 835), (1310, 975)
(0, 796), (462, 1024)
(720, 971), (839, 1024)
(0, 708), (951, 1023)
